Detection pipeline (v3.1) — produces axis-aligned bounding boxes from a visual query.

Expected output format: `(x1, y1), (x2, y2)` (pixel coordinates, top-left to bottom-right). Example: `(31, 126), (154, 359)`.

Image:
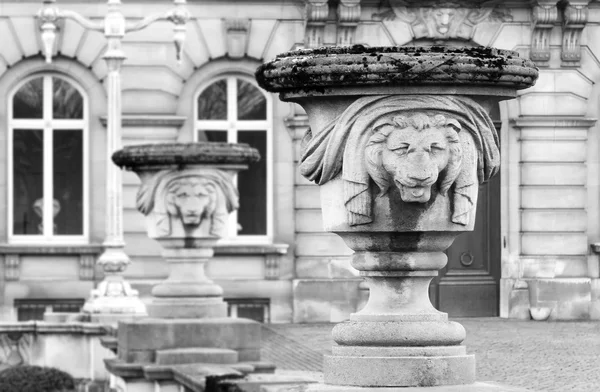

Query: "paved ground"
(261, 318), (600, 392)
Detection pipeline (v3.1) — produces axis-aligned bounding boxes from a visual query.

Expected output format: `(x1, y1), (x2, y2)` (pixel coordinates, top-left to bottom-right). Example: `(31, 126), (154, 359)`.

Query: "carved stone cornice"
(561, 2), (590, 67)
(372, 3), (512, 43)
(225, 18), (250, 59)
(530, 3), (559, 67)
(337, 0), (361, 46)
(304, 0), (330, 48)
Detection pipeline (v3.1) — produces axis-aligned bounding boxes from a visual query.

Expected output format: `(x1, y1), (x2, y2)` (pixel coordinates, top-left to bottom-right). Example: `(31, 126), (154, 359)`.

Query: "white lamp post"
(37, 0), (190, 316)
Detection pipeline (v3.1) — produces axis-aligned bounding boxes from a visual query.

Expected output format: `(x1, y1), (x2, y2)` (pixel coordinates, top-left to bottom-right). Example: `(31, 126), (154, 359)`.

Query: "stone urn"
(256, 46), (538, 388)
(112, 142), (260, 318)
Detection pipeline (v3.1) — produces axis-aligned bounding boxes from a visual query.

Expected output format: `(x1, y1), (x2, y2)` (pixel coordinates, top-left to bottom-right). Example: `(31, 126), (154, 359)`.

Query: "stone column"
(256, 46), (538, 389)
(112, 143), (260, 319)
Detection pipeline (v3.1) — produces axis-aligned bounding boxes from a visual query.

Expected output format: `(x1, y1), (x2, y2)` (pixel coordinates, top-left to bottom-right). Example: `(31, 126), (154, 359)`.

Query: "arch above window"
(194, 75), (272, 241)
(8, 74), (89, 243)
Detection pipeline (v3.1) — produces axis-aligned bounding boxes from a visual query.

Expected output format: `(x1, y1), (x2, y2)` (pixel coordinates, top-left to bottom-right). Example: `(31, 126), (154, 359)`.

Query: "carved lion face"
(365, 113), (463, 204)
(166, 178), (217, 227)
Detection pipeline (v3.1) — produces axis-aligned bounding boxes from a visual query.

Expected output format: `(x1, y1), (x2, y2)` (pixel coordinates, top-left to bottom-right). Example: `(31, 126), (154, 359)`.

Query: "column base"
(147, 297), (227, 318)
(297, 382), (531, 392)
(324, 346), (474, 387)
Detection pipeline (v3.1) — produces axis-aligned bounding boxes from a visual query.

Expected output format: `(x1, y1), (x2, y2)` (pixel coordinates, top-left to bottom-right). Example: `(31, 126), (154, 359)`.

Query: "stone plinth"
(256, 45), (538, 388)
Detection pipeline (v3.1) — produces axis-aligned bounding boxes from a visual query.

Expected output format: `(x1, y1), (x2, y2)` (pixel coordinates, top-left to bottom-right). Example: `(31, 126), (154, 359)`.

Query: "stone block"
(296, 234), (353, 257)
(292, 279), (362, 323)
(590, 301), (600, 320)
(551, 300), (591, 320)
(592, 279), (600, 302)
(323, 354), (475, 387)
(528, 278), (591, 304)
(118, 318), (261, 362)
(521, 209), (587, 232)
(156, 347), (238, 365)
(521, 186), (586, 209)
(508, 288), (530, 319)
(521, 233), (588, 256)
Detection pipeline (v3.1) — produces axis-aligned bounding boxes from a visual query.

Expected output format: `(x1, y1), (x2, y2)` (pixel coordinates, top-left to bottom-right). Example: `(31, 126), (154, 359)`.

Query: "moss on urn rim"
(112, 142), (260, 170)
(256, 44), (539, 94)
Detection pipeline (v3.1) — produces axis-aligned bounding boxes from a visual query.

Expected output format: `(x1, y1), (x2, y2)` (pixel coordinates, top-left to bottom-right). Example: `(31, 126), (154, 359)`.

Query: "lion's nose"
(408, 173), (430, 182)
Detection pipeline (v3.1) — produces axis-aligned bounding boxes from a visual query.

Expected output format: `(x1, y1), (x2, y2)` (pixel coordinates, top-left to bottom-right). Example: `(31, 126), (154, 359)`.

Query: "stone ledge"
(510, 116), (597, 128)
(0, 244), (104, 254)
(0, 321), (108, 335)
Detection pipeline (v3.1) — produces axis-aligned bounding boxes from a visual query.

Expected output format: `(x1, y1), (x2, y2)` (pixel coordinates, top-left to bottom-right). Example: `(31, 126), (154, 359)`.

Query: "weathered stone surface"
(256, 46), (538, 96)
(147, 298), (227, 319)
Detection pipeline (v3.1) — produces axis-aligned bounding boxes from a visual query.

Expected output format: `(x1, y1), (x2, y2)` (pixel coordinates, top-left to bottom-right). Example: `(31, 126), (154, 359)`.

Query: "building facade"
(0, 0), (599, 323)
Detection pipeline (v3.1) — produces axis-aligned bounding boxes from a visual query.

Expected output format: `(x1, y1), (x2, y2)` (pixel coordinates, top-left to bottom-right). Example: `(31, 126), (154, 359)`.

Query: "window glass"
(237, 131), (267, 235)
(53, 130), (83, 235)
(53, 78), (83, 119)
(13, 129), (44, 235)
(237, 79), (266, 120)
(197, 79), (227, 120)
(13, 77), (43, 119)
(197, 130), (228, 143)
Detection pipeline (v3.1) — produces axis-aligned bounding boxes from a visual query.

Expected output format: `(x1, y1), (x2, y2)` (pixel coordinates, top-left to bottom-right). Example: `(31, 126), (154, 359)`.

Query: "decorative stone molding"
(4, 254), (20, 281)
(561, 2), (589, 67)
(372, 2), (512, 42)
(79, 254), (95, 281)
(304, 0), (330, 48)
(336, 0), (361, 46)
(530, 4), (559, 67)
(225, 18), (250, 59)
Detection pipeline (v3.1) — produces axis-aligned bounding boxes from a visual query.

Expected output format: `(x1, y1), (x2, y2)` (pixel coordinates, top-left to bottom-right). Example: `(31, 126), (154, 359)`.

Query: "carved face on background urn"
(365, 113), (463, 204)
(166, 178), (218, 228)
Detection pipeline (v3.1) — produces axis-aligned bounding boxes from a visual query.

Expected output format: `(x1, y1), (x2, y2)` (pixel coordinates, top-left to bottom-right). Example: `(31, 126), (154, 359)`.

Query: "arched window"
(194, 75), (272, 240)
(8, 74), (88, 243)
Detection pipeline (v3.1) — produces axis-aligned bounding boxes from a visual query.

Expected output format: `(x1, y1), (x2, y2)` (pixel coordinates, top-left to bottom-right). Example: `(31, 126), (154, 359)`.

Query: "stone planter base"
(324, 351), (475, 387)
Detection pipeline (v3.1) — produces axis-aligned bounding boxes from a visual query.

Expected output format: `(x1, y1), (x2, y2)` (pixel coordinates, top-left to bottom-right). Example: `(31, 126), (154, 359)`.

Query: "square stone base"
(262, 382), (532, 392)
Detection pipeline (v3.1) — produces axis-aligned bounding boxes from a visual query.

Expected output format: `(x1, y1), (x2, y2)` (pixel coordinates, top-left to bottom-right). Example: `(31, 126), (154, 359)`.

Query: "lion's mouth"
(410, 188), (425, 198)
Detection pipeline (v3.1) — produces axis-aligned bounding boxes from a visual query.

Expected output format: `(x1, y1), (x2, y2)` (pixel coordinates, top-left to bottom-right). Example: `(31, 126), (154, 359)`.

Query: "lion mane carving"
(136, 169), (239, 238)
(299, 95), (499, 226)
(364, 113), (475, 225)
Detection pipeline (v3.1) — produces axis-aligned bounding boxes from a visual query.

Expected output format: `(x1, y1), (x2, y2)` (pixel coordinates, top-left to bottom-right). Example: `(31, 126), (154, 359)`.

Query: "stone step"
(155, 347), (239, 365)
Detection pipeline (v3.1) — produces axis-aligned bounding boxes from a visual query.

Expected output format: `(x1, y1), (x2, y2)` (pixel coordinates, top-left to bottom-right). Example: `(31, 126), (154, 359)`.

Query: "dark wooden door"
(429, 175), (501, 316)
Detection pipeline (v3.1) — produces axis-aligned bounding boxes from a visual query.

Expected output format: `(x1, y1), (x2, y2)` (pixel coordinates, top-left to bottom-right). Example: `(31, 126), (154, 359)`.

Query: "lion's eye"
(177, 193), (189, 199)
(390, 143), (409, 154)
(430, 143), (445, 151)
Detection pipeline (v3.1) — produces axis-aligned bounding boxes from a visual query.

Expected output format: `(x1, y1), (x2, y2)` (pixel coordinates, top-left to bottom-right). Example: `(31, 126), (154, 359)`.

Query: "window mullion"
(44, 76), (54, 238)
(228, 77), (238, 238)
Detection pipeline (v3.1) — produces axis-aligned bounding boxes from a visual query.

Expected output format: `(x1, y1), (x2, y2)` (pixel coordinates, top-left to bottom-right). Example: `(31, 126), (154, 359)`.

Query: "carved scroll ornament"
(299, 95), (499, 226)
(136, 169), (239, 238)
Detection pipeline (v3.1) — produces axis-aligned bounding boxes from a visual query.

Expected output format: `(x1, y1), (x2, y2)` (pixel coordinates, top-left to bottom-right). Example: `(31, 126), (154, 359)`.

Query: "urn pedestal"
(257, 46), (538, 389)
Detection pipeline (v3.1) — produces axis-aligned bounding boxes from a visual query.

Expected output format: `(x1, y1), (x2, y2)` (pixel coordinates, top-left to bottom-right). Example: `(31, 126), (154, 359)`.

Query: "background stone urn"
(112, 142), (260, 318)
(257, 45), (538, 388)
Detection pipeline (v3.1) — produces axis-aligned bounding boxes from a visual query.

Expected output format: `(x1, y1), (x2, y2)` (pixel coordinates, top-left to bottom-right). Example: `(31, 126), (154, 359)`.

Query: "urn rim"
(112, 142), (260, 170)
(256, 45), (539, 97)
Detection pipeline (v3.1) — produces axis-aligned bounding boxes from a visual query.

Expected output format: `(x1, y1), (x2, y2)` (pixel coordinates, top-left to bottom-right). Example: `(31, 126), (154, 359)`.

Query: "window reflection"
(237, 79), (266, 120)
(53, 78), (83, 119)
(238, 131), (267, 235)
(198, 79), (227, 120)
(13, 78), (43, 119)
(53, 130), (83, 235)
(13, 129), (44, 235)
